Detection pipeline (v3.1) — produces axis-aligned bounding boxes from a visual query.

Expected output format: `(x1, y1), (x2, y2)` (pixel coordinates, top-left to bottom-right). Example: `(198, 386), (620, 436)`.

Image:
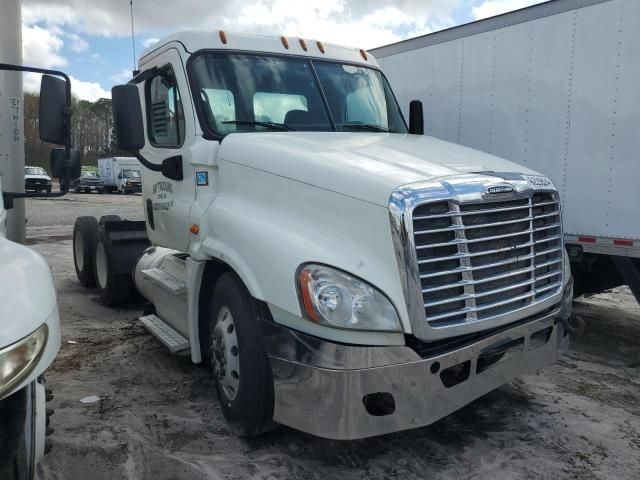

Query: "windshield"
(25, 167), (47, 175)
(123, 169), (140, 179)
(190, 52), (407, 136)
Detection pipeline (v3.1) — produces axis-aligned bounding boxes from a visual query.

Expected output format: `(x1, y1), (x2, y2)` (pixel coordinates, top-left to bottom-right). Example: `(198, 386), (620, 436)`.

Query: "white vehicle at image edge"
(0, 176), (61, 478)
(73, 30), (575, 440)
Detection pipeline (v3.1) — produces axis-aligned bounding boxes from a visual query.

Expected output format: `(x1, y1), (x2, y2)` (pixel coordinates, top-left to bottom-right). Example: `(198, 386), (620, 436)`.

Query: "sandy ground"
(25, 193), (640, 479)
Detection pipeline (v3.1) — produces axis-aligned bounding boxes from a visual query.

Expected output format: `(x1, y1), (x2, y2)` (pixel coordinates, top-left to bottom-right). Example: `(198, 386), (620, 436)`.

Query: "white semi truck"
(72, 30), (576, 440)
(0, 62), (80, 477)
(98, 156), (142, 194)
(371, 0), (640, 304)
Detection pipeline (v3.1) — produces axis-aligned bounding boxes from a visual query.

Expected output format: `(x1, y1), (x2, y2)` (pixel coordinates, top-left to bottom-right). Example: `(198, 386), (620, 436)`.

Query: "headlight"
(297, 264), (401, 332)
(0, 324), (48, 399)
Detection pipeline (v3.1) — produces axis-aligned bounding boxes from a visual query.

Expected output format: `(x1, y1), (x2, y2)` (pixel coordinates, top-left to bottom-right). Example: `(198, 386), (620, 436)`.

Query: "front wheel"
(208, 273), (275, 436)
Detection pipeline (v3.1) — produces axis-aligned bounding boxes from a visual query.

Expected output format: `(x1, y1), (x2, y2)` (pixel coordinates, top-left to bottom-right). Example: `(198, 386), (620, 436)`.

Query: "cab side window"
(146, 67), (185, 147)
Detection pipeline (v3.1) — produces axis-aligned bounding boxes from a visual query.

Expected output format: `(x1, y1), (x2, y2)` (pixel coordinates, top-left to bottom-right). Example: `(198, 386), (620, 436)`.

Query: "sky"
(20, 0), (545, 101)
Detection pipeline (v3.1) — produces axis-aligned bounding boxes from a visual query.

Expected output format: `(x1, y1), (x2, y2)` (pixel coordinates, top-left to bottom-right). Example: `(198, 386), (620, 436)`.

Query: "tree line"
(24, 93), (125, 171)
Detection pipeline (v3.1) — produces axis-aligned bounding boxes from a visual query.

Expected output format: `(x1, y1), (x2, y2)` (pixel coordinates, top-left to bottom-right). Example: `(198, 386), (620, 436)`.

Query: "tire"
(93, 228), (132, 306)
(99, 215), (122, 225)
(73, 216), (98, 287)
(46, 186), (52, 193)
(208, 273), (275, 436)
(75, 186), (80, 193)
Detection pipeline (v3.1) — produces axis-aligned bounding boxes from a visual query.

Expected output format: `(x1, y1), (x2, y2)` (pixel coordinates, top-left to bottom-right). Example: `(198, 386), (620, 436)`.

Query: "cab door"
(139, 47), (196, 251)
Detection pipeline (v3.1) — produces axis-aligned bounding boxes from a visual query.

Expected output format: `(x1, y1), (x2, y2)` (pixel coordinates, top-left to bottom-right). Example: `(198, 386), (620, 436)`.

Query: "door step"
(139, 314), (190, 353)
(141, 267), (186, 295)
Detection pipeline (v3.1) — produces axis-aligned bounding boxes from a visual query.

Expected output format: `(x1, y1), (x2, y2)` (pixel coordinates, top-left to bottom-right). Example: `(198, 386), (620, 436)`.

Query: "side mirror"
(50, 148), (81, 180)
(408, 100), (424, 135)
(39, 75), (69, 145)
(112, 84), (145, 150)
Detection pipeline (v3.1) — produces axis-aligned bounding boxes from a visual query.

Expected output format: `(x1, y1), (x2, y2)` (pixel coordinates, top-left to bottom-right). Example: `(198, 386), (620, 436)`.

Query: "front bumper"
(264, 307), (569, 440)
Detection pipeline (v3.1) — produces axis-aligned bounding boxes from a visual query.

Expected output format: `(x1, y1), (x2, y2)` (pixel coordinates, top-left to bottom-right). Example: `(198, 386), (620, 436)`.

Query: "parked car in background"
(72, 171), (104, 193)
(24, 166), (52, 193)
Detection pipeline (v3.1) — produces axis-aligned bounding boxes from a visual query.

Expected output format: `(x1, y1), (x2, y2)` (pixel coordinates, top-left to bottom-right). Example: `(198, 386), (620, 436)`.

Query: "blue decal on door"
(196, 171), (208, 186)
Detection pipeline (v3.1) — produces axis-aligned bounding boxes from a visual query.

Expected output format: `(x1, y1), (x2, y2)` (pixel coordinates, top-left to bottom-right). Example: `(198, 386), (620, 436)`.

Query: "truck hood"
(219, 132), (541, 206)
(0, 236), (57, 346)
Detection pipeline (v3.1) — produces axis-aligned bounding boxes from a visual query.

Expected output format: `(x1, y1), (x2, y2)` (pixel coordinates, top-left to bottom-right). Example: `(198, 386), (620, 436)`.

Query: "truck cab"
(84, 30), (575, 440)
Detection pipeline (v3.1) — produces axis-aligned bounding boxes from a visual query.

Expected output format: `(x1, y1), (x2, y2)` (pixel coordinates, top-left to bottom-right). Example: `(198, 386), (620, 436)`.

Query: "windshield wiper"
(341, 123), (389, 132)
(222, 120), (295, 131)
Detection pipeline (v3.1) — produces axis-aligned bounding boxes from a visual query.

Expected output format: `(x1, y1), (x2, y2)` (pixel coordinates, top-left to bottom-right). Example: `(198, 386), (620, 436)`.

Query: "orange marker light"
(281, 36), (289, 49)
(316, 41), (325, 54)
(219, 30), (227, 44)
(299, 38), (307, 51)
(298, 270), (320, 322)
(190, 224), (200, 235)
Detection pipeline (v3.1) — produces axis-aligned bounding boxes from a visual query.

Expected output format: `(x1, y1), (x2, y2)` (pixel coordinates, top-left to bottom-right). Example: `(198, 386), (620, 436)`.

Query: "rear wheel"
(99, 215), (122, 225)
(208, 273), (275, 436)
(73, 216), (98, 287)
(93, 228), (131, 306)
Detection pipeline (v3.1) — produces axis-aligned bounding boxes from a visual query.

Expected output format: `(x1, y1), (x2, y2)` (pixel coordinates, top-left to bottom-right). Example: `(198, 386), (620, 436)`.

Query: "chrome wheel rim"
(95, 241), (108, 289)
(211, 306), (240, 401)
(74, 230), (84, 270)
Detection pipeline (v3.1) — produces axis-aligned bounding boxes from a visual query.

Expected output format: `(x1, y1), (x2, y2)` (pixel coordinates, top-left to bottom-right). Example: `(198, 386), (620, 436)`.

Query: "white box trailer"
(98, 156), (142, 193)
(372, 0), (640, 302)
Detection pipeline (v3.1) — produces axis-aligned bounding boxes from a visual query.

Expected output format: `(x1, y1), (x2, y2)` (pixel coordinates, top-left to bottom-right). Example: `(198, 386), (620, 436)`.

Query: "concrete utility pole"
(0, 0), (26, 244)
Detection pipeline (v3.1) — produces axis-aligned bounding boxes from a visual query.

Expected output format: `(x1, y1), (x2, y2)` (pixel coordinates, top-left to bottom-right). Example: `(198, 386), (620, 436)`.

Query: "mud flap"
(611, 256), (640, 305)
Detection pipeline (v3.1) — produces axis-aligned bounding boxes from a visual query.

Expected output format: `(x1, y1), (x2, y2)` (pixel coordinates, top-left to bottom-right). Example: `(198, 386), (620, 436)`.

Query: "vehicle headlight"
(0, 324), (48, 399)
(297, 264), (401, 332)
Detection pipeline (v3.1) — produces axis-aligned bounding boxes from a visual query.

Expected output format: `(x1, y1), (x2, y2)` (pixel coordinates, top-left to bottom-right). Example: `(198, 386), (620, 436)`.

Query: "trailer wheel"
(208, 273), (275, 436)
(93, 228), (131, 306)
(73, 216), (98, 287)
(99, 215), (122, 225)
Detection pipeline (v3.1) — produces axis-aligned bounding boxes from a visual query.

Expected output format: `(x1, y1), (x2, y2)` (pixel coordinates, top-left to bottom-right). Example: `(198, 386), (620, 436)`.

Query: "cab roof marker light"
(281, 36), (289, 49)
(299, 38), (308, 51)
(360, 49), (368, 61)
(219, 30), (227, 45)
(316, 41), (325, 54)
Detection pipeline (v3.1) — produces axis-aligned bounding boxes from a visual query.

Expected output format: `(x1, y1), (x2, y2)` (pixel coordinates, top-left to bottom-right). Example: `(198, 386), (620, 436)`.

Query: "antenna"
(130, 0), (136, 72)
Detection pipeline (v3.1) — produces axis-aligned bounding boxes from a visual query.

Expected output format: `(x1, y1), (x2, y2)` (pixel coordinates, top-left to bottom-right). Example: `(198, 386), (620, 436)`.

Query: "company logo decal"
(151, 181), (174, 211)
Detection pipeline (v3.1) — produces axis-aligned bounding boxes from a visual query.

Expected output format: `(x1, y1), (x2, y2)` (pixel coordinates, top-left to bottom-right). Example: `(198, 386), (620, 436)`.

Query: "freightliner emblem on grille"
(485, 184), (515, 195)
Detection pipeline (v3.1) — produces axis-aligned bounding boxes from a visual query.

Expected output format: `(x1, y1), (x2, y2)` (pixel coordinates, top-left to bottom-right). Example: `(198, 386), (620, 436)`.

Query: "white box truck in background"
(372, 0), (640, 303)
(98, 156), (142, 194)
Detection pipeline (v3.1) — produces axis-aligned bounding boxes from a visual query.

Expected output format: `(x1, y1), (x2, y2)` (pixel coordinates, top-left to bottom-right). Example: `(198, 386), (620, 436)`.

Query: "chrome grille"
(413, 192), (562, 327)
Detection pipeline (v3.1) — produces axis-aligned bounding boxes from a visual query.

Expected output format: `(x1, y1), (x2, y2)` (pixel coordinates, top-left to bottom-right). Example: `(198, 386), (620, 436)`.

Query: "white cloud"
(23, 0), (463, 48)
(110, 68), (133, 83)
(23, 73), (110, 101)
(22, 24), (67, 68)
(141, 38), (160, 49)
(66, 32), (89, 52)
(472, 0), (544, 20)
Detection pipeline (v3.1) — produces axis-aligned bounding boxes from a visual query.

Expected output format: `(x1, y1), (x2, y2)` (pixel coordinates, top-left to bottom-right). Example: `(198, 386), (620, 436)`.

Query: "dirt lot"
(26, 193), (640, 479)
